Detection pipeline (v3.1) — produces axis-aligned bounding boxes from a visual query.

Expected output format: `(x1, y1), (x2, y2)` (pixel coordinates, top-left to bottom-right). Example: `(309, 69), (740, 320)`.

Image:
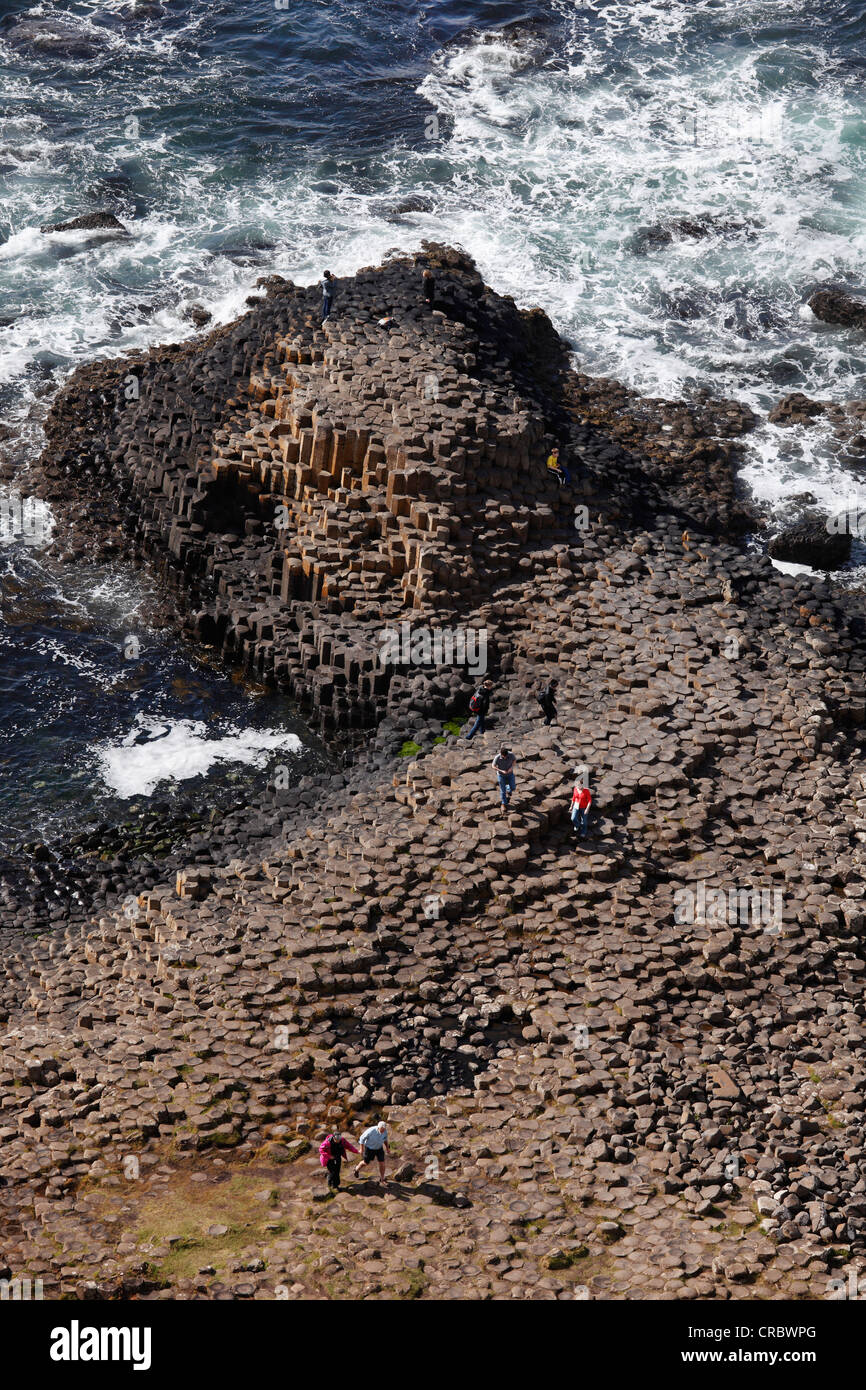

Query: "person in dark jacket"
(466, 678), (495, 739)
(537, 678), (558, 726)
(422, 268), (435, 306)
(320, 270), (335, 321)
(319, 1130), (359, 1189)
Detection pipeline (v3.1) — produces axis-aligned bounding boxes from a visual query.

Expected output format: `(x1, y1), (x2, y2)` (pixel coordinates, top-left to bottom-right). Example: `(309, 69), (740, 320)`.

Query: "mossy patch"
(86, 1169), (293, 1283)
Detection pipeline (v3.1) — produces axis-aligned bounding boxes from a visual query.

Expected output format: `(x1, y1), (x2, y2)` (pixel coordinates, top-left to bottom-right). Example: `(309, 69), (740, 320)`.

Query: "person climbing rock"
(319, 1130), (358, 1189)
(492, 745), (518, 811)
(422, 268), (435, 307)
(537, 678), (558, 726)
(546, 445), (571, 487)
(466, 678), (495, 740)
(321, 269), (335, 321)
(571, 778), (592, 839)
(353, 1120), (390, 1185)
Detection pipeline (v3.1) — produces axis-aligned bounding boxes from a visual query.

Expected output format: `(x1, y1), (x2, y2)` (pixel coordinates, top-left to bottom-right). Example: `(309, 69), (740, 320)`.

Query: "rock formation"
(808, 287), (866, 332)
(2, 248), (866, 1301)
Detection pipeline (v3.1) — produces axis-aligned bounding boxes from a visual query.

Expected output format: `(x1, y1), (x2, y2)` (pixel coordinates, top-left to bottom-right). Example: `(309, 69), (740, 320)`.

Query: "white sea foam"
(94, 715), (303, 798)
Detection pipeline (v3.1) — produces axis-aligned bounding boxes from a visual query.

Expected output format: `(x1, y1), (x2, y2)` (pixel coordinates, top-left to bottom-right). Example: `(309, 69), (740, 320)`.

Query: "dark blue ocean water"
(1, 0), (865, 845)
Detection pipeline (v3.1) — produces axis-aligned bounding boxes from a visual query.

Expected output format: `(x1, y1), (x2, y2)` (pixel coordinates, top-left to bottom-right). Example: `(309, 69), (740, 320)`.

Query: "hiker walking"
(422, 268), (435, 307)
(320, 269), (335, 321)
(492, 745), (518, 811)
(319, 1130), (359, 1190)
(546, 446), (571, 487)
(537, 678), (558, 726)
(571, 778), (593, 839)
(353, 1120), (390, 1185)
(466, 678), (495, 740)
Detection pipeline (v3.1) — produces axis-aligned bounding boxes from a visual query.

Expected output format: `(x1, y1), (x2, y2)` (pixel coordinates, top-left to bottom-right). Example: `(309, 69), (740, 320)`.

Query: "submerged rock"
(4, 19), (104, 61)
(371, 195), (435, 222)
(630, 214), (760, 255)
(441, 15), (563, 70)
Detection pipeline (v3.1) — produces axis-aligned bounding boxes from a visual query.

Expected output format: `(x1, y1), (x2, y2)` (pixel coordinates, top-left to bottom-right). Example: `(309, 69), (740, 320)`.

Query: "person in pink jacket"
(319, 1131), (359, 1190)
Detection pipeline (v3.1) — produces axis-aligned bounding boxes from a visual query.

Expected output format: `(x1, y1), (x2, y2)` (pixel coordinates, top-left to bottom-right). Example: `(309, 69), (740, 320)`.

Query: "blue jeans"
(571, 806), (589, 837)
(497, 771), (515, 806)
(466, 713), (485, 739)
(322, 295), (332, 320)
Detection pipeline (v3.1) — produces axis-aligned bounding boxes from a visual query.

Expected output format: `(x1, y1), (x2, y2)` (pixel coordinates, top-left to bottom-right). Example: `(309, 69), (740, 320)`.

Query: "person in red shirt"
(571, 780), (592, 839)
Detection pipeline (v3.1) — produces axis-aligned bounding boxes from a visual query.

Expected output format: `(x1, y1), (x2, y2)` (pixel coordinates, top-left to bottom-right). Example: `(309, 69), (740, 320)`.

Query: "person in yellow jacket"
(546, 445), (571, 486)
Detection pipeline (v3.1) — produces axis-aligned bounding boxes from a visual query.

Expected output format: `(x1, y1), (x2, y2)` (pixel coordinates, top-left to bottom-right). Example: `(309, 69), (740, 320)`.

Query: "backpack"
(469, 690), (483, 713)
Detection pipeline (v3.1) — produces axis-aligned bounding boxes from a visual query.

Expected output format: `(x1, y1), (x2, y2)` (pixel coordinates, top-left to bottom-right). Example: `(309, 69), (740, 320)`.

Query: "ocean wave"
(93, 714), (304, 798)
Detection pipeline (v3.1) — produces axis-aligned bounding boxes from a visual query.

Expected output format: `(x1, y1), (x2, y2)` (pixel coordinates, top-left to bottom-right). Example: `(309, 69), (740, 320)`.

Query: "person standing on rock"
(492, 745), (517, 811)
(321, 269), (336, 321)
(546, 446), (571, 487)
(353, 1120), (389, 1185)
(319, 1130), (359, 1190)
(537, 678), (558, 726)
(466, 678), (495, 740)
(571, 778), (592, 839)
(422, 268), (435, 307)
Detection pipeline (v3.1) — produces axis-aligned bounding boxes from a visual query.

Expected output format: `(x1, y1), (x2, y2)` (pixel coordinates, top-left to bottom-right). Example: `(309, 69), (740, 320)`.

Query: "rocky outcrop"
(630, 215), (760, 255)
(40, 212), (129, 236)
(768, 516), (852, 569)
(181, 302), (212, 329)
(31, 245), (757, 740)
(3, 249), (866, 1302)
(808, 287), (866, 331)
(768, 393), (829, 427)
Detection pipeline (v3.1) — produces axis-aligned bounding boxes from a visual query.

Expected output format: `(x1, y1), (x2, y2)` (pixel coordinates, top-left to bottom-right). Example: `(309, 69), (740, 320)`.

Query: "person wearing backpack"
(319, 1130), (359, 1190)
(571, 780), (592, 839)
(466, 678), (495, 740)
(537, 678), (558, 726)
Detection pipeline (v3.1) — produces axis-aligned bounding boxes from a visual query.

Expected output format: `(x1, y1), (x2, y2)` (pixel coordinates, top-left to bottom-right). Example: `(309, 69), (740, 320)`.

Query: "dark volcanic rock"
(40, 212), (129, 236)
(808, 287), (866, 331)
(630, 214), (760, 255)
(4, 19), (104, 61)
(442, 16), (563, 71)
(768, 393), (830, 427)
(372, 195), (435, 222)
(181, 302), (213, 329)
(5, 246), (866, 1306)
(767, 515), (852, 569)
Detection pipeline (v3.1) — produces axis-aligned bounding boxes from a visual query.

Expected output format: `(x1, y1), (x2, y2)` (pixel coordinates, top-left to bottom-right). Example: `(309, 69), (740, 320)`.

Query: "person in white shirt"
(353, 1120), (389, 1184)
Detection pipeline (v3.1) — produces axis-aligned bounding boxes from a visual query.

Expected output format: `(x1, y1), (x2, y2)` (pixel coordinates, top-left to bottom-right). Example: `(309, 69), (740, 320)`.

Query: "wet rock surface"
(2, 248), (866, 1301)
(39, 212), (129, 236)
(808, 287), (866, 331)
(768, 516), (852, 570)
